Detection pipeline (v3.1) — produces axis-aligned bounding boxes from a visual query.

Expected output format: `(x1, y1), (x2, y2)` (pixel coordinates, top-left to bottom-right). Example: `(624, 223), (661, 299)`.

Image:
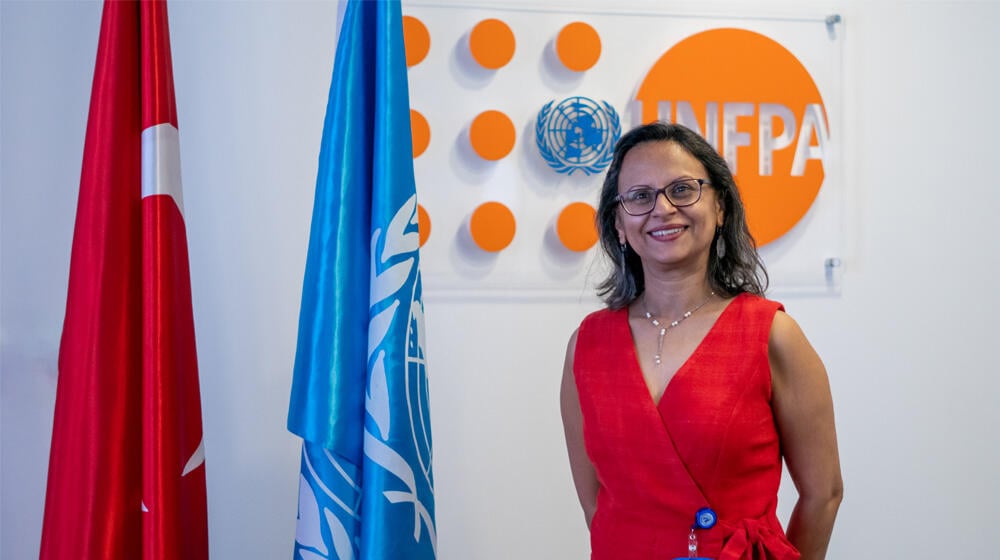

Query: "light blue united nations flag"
(287, 1), (435, 559)
(536, 96), (622, 176)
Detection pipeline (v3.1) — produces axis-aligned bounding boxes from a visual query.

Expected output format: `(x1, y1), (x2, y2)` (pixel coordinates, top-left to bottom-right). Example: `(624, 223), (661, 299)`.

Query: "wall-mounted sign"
(403, 5), (843, 297)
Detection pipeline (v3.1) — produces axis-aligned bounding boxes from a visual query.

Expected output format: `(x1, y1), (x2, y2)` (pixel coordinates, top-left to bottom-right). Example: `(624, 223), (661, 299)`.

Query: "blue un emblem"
(535, 96), (621, 176)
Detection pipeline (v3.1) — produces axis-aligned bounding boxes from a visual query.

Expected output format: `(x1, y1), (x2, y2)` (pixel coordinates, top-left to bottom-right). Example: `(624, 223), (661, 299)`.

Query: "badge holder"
(673, 507), (717, 560)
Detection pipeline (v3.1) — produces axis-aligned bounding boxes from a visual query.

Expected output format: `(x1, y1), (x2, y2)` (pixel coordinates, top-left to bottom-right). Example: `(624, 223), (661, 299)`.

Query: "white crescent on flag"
(141, 123), (184, 215)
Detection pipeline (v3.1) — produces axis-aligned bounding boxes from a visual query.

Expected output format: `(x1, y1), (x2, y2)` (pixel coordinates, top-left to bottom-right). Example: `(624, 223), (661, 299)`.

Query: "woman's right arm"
(560, 329), (600, 529)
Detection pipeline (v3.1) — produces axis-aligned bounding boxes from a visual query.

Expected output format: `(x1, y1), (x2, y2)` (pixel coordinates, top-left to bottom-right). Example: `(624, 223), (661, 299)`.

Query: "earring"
(715, 230), (726, 259)
(619, 241), (627, 271)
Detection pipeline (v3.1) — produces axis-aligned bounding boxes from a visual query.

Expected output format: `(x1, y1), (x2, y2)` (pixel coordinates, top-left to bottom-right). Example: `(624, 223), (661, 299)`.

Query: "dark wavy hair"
(595, 121), (768, 309)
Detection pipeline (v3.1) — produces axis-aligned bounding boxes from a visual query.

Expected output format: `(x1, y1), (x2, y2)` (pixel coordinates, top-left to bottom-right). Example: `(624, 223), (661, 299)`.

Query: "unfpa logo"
(636, 28), (831, 246)
(401, 9), (836, 280)
(535, 96), (621, 176)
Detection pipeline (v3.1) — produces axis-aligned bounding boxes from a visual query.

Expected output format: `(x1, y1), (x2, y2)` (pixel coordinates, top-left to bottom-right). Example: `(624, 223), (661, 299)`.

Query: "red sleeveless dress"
(573, 293), (800, 560)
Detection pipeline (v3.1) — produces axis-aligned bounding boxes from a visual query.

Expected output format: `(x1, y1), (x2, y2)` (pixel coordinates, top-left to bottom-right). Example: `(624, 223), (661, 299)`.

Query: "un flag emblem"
(535, 96), (621, 176)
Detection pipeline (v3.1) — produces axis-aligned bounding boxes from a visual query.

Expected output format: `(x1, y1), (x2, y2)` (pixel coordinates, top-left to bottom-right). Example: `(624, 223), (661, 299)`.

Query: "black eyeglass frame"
(616, 178), (711, 216)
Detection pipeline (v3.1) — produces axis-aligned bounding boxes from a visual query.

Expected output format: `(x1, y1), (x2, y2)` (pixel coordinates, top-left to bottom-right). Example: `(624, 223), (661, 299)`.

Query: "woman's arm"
(560, 329), (600, 529)
(769, 311), (844, 560)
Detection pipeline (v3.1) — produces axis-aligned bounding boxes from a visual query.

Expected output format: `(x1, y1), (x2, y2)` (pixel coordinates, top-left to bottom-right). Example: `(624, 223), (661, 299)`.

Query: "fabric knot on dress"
(718, 517), (800, 560)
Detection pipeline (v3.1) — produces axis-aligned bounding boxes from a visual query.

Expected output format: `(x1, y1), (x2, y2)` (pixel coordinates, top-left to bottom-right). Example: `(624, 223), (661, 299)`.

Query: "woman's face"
(614, 140), (724, 271)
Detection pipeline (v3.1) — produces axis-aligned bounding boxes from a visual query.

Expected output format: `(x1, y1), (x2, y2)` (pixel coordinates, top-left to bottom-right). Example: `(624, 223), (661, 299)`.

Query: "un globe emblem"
(535, 96), (621, 176)
(406, 287), (433, 488)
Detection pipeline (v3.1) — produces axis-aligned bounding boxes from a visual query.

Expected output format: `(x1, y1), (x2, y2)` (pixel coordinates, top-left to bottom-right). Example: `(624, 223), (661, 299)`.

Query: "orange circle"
(469, 110), (515, 161)
(416, 204), (431, 247)
(469, 18), (515, 69)
(556, 202), (598, 252)
(556, 22), (601, 71)
(410, 109), (430, 158)
(469, 202), (516, 252)
(636, 29), (827, 246)
(402, 16), (430, 67)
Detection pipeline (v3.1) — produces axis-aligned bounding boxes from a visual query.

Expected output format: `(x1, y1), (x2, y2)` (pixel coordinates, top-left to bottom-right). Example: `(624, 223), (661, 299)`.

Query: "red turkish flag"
(40, 1), (209, 558)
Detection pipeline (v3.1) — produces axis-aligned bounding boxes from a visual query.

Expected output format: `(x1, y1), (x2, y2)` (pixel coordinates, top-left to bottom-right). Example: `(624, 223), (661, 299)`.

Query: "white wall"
(3, 1), (1000, 559)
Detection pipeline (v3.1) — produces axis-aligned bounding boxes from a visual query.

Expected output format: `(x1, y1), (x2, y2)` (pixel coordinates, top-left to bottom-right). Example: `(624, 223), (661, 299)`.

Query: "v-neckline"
(624, 293), (744, 407)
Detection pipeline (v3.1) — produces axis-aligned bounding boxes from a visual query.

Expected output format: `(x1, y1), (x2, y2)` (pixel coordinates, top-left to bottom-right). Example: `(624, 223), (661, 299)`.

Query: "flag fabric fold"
(40, 1), (208, 558)
(287, 1), (435, 558)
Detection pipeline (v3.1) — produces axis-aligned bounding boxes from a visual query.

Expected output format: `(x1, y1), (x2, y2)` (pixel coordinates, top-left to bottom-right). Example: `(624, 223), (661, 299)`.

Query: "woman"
(560, 122), (842, 560)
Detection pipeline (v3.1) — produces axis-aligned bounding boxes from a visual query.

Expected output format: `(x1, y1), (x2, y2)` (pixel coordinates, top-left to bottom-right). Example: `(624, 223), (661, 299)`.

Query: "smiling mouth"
(649, 226), (686, 238)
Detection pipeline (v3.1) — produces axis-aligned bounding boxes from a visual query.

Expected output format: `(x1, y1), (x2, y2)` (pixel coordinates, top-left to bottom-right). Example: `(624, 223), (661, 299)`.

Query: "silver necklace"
(642, 291), (715, 365)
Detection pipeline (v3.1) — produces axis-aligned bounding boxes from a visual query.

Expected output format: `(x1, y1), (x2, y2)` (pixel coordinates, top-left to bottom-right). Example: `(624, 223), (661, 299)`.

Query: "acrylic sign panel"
(403, 4), (844, 297)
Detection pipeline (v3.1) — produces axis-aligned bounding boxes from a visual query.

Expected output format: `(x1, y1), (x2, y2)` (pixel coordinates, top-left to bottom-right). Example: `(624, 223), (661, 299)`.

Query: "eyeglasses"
(616, 178), (709, 216)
